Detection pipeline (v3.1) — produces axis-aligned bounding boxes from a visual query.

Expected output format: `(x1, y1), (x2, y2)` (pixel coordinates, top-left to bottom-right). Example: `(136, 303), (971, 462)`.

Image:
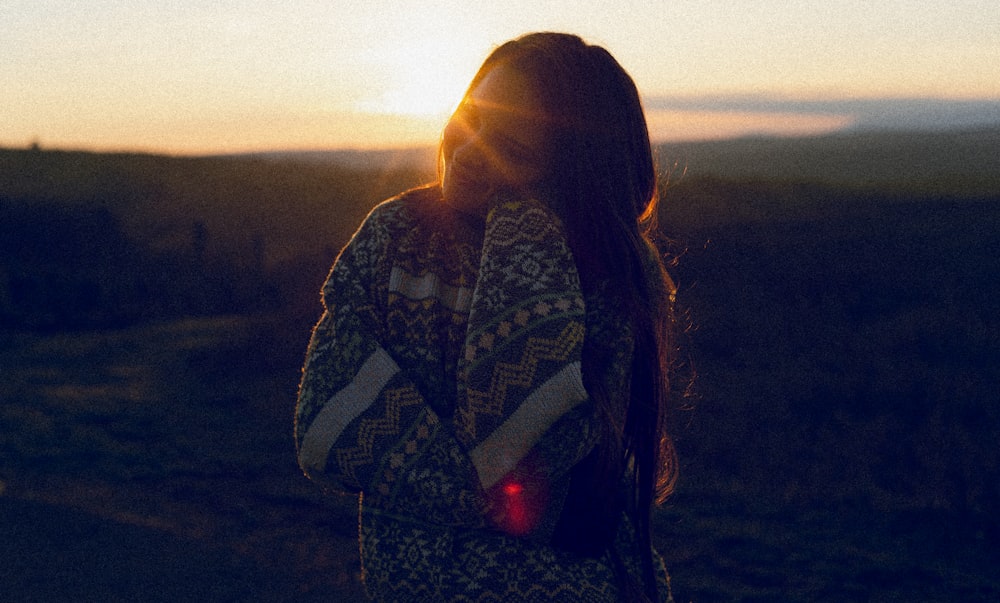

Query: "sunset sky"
(4, 0), (999, 154)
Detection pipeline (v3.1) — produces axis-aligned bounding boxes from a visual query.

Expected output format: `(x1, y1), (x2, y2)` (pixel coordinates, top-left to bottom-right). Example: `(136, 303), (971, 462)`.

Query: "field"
(2, 130), (999, 601)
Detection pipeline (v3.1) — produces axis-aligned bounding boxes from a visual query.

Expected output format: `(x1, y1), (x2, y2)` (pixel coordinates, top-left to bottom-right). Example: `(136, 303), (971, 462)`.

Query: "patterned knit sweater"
(296, 186), (671, 602)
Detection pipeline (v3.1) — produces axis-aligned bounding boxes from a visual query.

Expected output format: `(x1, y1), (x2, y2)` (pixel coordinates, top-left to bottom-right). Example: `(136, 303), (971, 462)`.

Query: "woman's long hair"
(441, 32), (678, 601)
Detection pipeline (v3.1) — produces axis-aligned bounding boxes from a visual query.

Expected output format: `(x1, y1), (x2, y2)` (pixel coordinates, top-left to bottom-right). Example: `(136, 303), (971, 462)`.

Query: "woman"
(296, 32), (678, 602)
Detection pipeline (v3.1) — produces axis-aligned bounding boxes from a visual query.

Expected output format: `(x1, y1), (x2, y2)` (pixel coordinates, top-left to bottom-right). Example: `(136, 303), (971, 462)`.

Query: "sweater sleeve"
(296, 198), (597, 535)
(295, 206), (486, 526)
(455, 197), (597, 535)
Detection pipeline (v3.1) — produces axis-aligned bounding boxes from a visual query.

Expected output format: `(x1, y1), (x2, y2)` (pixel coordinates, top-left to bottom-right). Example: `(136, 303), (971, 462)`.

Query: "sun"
(358, 37), (487, 120)
(380, 62), (468, 118)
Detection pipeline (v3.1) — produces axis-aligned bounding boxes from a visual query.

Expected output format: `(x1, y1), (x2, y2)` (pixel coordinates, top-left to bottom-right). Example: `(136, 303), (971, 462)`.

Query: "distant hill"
(0, 147), (431, 265)
(2, 127), (997, 271)
(0, 147), (432, 328)
(659, 127), (1000, 197)
(2, 127), (997, 330)
(205, 127), (1000, 198)
(220, 147), (438, 174)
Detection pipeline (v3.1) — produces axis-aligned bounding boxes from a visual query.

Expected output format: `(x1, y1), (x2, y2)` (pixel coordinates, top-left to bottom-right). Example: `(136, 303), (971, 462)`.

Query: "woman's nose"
(452, 129), (488, 170)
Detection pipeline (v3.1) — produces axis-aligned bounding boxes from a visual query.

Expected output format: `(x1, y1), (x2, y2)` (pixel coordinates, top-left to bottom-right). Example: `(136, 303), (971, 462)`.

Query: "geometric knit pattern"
(295, 186), (672, 601)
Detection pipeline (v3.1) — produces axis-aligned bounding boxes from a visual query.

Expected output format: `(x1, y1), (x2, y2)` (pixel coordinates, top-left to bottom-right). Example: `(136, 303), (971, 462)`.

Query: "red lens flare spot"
(503, 482), (524, 496)
(488, 467), (550, 537)
(493, 478), (534, 535)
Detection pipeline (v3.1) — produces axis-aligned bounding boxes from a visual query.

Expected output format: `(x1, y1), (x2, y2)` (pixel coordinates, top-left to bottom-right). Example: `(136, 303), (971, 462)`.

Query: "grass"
(2, 131), (999, 600)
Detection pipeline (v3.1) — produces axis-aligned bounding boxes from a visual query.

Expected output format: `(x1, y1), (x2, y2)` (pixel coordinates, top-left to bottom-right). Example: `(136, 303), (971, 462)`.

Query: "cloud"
(643, 95), (1000, 132)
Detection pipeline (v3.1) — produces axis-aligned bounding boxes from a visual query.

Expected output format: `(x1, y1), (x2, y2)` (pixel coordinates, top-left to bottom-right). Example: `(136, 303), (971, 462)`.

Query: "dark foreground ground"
(2, 315), (997, 602)
(3, 138), (1000, 601)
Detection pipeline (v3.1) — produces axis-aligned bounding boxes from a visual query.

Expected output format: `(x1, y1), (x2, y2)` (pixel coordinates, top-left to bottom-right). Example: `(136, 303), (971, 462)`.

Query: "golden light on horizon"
(645, 110), (854, 143)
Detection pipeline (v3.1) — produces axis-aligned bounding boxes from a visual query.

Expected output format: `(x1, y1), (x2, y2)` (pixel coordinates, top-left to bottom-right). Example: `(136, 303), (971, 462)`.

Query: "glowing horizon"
(4, 109), (858, 156)
(4, 1), (999, 155)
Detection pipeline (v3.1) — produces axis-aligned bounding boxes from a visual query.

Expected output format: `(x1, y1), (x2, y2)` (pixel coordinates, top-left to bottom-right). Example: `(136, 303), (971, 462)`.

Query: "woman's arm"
(455, 197), (597, 534)
(295, 205), (486, 526)
(296, 198), (597, 534)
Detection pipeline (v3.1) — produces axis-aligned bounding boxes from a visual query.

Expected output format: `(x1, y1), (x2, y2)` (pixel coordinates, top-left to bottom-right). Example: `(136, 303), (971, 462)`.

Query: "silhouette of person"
(297, 32), (678, 602)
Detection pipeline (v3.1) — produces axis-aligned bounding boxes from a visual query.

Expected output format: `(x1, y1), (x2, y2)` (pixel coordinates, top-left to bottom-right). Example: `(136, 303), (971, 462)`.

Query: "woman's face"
(441, 66), (554, 216)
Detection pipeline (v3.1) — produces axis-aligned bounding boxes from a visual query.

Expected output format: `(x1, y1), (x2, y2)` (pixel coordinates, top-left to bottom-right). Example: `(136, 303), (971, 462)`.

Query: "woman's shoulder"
(367, 184), (444, 225)
(365, 184), (483, 244)
(343, 186), (439, 249)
